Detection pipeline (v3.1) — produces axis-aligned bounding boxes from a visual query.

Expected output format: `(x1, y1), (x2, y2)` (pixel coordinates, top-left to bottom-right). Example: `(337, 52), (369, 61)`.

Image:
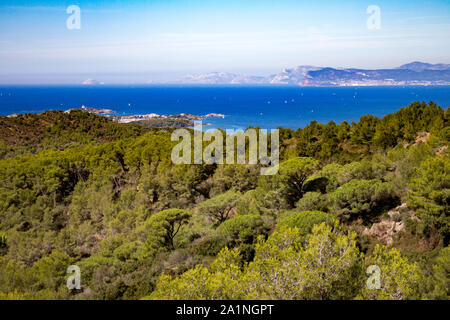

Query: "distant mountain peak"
(179, 72), (266, 85)
(397, 61), (450, 72)
(175, 62), (450, 86)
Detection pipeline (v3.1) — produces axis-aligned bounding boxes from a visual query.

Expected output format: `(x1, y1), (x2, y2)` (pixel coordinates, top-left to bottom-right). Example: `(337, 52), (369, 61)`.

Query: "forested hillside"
(0, 110), (148, 159)
(0, 101), (448, 300)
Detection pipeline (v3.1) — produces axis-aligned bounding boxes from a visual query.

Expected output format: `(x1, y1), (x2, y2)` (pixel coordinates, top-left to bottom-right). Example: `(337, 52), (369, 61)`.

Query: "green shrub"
(113, 241), (145, 262)
(277, 211), (337, 237)
(216, 214), (268, 246)
(328, 179), (398, 220)
(295, 192), (328, 212)
(192, 232), (228, 256)
(145, 209), (191, 254)
(407, 156), (450, 243)
(439, 126), (450, 142)
(337, 160), (387, 185)
(197, 191), (241, 225)
(236, 190), (262, 215)
(258, 157), (319, 207)
(312, 163), (343, 192)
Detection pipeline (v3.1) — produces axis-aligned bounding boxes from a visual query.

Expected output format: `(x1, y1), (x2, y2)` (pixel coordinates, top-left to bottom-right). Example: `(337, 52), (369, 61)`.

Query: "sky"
(0, 0), (449, 84)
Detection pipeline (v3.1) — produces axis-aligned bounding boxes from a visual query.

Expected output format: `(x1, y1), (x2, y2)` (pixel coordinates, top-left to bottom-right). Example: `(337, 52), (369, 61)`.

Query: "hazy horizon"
(1, 0), (449, 84)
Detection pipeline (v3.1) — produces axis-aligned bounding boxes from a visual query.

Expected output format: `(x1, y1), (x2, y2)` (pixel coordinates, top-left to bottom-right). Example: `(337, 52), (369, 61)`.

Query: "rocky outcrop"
(362, 204), (419, 246)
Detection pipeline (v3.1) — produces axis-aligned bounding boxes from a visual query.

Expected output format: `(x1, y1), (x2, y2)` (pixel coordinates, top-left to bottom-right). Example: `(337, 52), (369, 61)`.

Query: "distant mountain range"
(177, 62), (450, 86)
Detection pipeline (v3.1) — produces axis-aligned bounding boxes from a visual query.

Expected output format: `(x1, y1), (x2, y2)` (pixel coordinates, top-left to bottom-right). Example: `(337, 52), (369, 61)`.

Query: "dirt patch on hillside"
(362, 203), (418, 246)
(414, 132), (431, 145)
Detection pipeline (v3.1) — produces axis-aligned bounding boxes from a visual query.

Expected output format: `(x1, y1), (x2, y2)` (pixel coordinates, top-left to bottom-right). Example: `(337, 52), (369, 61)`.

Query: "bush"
(197, 191), (241, 225)
(277, 211), (337, 237)
(295, 192), (328, 212)
(328, 179), (398, 220)
(216, 214), (268, 246)
(145, 209), (191, 254)
(439, 127), (450, 142)
(337, 160), (387, 185)
(113, 241), (145, 262)
(407, 156), (450, 243)
(312, 163), (343, 193)
(192, 232), (228, 256)
(210, 165), (259, 195)
(258, 157), (319, 208)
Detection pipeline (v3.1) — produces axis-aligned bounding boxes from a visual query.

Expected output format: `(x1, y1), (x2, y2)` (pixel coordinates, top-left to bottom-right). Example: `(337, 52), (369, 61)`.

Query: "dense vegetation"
(0, 101), (448, 300)
(130, 118), (193, 128)
(0, 110), (148, 159)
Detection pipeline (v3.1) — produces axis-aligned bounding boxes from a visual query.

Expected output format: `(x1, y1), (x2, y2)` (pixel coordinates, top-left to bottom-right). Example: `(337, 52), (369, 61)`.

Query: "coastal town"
(62, 105), (226, 125)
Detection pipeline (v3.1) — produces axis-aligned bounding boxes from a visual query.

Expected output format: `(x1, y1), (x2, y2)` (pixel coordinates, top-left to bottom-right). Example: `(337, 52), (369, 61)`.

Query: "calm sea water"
(0, 86), (449, 130)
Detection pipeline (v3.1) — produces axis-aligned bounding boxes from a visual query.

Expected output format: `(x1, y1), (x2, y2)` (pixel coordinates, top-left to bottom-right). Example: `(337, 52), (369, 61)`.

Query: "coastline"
(6, 105), (225, 128)
(1, 86), (449, 130)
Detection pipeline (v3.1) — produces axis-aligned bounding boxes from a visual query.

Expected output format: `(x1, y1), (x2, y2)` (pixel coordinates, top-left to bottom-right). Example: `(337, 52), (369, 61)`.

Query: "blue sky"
(0, 0), (449, 84)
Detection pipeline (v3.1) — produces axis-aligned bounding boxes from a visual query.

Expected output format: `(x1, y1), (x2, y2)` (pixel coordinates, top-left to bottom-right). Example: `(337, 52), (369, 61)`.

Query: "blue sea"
(0, 85), (449, 130)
